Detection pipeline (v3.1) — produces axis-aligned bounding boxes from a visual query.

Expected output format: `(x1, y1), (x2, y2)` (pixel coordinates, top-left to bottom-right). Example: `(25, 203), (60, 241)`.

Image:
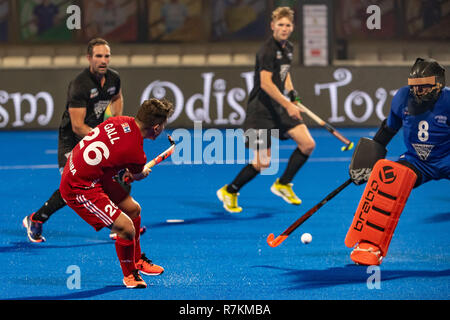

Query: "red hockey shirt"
(61, 116), (147, 191)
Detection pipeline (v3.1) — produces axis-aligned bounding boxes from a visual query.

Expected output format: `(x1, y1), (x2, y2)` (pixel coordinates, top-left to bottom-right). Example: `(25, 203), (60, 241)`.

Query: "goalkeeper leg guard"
(345, 159), (417, 265)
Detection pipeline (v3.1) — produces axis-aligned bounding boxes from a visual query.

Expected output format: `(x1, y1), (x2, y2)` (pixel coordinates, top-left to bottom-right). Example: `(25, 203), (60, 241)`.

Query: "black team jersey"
(59, 68), (121, 151)
(248, 36), (294, 110)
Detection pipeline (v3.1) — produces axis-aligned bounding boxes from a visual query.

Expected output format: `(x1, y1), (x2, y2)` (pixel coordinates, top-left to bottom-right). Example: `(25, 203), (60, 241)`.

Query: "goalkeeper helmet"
(408, 58), (445, 105)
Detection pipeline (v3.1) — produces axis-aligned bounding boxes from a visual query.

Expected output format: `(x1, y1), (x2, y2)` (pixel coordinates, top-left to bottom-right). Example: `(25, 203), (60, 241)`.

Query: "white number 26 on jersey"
(417, 120), (429, 142)
(79, 127), (110, 166)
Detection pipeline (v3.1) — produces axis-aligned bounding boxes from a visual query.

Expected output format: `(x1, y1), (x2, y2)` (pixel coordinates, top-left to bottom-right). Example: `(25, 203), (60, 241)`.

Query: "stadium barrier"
(0, 65), (436, 130)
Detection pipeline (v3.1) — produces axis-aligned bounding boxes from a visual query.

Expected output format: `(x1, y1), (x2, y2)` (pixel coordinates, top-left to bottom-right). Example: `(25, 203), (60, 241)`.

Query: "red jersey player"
(59, 98), (174, 288)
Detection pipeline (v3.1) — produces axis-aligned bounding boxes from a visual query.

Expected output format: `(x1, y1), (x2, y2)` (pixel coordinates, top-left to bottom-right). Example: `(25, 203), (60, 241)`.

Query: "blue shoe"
(22, 214), (46, 243)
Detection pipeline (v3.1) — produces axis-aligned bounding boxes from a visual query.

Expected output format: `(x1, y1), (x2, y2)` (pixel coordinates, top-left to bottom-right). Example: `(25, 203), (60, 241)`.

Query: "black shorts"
(244, 99), (304, 150)
(57, 129), (78, 170)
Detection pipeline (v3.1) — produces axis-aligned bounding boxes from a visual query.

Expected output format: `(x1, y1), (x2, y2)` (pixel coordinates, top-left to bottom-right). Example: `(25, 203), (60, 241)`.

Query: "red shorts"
(60, 171), (130, 231)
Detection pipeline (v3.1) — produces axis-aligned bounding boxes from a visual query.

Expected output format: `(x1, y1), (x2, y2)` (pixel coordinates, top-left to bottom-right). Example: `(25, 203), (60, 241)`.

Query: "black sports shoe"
(22, 213), (46, 243)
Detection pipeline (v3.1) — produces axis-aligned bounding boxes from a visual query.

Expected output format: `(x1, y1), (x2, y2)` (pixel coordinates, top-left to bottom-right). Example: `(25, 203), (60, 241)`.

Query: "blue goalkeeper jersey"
(387, 86), (450, 183)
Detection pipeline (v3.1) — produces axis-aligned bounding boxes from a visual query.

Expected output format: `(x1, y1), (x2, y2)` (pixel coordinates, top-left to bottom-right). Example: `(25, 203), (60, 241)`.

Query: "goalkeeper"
(345, 58), (449, 266)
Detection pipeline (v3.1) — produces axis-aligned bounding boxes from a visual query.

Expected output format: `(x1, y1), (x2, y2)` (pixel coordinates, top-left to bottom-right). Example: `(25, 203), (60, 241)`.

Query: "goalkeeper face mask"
(408, 58), (445, 107)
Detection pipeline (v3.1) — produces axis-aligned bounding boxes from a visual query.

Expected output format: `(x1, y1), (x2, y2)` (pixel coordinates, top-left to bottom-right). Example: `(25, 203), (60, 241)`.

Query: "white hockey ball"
(301, 233), (312, 244)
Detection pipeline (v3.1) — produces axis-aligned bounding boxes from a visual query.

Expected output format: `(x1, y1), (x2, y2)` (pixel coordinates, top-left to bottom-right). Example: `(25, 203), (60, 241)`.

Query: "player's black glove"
(115, 169), (129, 184)
(287, 89), (301, 103)
(114, 169), (132, 193)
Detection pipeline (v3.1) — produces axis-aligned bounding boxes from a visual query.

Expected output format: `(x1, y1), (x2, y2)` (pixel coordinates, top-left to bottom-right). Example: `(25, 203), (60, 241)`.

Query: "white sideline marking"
(166, 219), (185, 223)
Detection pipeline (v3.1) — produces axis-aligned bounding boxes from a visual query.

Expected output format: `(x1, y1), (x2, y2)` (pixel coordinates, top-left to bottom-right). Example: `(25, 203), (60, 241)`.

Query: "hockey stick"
(295, 101), (354, 151)
(120, 135), (175, 184)
(143, 135), (175, 170)
(267, 178), (352, 247)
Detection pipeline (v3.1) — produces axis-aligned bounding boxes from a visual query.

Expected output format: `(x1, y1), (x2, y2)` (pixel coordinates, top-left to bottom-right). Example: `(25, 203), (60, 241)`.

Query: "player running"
(23, 38), (126, 242)
(217, 7), (315, 213)
(345, 58), (449, 265)
(59, 98), (174, 288)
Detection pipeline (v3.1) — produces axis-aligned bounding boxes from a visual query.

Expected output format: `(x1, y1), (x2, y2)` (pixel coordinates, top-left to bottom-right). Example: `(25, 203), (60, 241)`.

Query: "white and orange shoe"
(350, 241), (383, 266)
(123, 270), (147, 289)
(136, 253), (164, 276)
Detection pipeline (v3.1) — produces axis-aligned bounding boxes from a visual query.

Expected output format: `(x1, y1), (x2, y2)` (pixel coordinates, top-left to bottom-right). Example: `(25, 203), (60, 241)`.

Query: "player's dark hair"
(87, 38), (110, 56)
(136, 98), (174, 128)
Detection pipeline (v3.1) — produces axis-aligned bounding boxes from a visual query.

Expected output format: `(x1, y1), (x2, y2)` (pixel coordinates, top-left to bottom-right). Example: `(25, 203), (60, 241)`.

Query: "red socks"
(115, 237), (135, 276)
(115, 215), (143, 276)
(132, 215), (142, 263)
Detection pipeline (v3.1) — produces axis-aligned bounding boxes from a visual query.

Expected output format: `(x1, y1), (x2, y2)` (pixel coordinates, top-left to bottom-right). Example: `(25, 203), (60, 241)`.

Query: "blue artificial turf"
(0, 128), (448, 300)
